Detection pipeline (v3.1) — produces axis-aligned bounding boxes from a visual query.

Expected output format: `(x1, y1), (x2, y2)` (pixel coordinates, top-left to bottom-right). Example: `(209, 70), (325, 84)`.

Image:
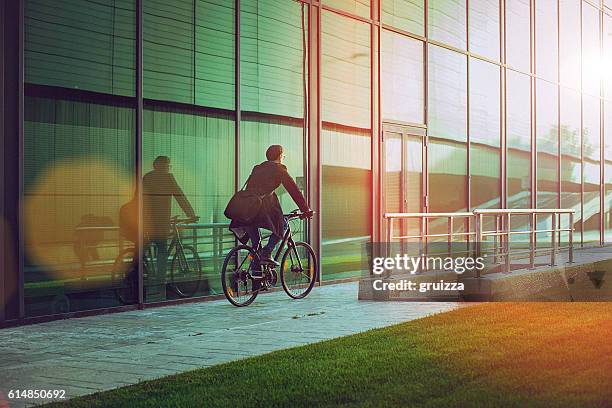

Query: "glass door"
(382, 123), (427, 242)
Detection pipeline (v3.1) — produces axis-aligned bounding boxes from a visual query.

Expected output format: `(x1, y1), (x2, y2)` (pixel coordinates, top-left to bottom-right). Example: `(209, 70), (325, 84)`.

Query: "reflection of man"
(143, 156), (197, 279)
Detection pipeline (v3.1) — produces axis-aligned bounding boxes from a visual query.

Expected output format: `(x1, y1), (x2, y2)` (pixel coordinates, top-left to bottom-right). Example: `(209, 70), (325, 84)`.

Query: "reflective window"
(196, 0), (235, 109)
(468, 0), (500, 61)
(505, 0), (530, 72)
(605, 101), (612, 241)
(144, 0), (235, 108)
(322, 11), (371, 280)
(583, 95), (601, 242)
(381, 30), (424, 124)
(142, 108), (235, 300)
(469, 59), (500, 208)
(560, 87), (582, 238)
(583, 3), (601, 96)
(241, 0), (308, 117)
(536, 79), (558, 208)
(428, 45), (467, 141)
(323, 0), (370, 19)
(429, 140), (468, 213)
(144, 0), (195, 104)
(428, 0), (467, 50)
(381, 0), (425, 36)
(559, 0), (581, 89)
(23, 97), (135, 316)
(25, 0), (135, 96)
(604, 14), (612, 100)
(507, 70), (531, 209)
(535, 0), (558, 82)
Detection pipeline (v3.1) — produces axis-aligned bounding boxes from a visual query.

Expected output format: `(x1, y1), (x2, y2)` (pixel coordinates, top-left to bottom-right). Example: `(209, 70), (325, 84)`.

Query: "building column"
(2, 0), (24, 322)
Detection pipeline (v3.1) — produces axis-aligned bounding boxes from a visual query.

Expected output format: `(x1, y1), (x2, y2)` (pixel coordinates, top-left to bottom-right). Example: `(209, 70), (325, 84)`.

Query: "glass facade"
(2, 0), (612, 322)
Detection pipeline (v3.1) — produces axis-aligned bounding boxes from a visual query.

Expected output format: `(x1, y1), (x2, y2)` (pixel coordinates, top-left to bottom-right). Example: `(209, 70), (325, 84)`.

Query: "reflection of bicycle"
(222, 210), (317, 307)
(112, 216), (202, 304)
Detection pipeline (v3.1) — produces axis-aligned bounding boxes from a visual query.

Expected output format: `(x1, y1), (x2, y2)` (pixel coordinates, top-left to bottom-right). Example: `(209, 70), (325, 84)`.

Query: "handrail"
(384, 208), (575, 276)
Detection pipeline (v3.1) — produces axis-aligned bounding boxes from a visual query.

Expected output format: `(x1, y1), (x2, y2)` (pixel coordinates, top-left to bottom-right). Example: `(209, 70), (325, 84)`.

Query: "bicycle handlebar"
(285, 209), (315, 220)
(170, 215), (200, 224)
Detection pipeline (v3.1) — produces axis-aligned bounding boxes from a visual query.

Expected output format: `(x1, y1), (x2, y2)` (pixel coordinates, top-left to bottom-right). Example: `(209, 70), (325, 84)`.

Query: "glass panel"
(605, 101), (612, 241)
(429, 139), (468, 213)
(323, 0), (370, 19)
(381, 0), (425, 36)
(469, 59), (500, 209)
(25, 0), (135, 96)
(428, 45), (467, 141)
(384, 131), (403, 214)
(322, 11), (371, 280)
(535, 0), (558, 82)
(560, 87), (582, 240)
(144, 0), (194, 103)
(559, 0), (581, 89)
(507, 70), (531, 209)
(582, 2), (601, 96)
(468, 0), (500, 61)
(536, 79), (559, 209)
(505, 0), (530, 72)
(604, 14), (612, 100)
(195, 0), (235, 109)
(23, 97), (135, 317)
(583, 95), (601, 242)
(381, 30), (424, 124)
(241, 0), (308, 117)
(428, 0), (467, 50)
(142, 108), (235, 301)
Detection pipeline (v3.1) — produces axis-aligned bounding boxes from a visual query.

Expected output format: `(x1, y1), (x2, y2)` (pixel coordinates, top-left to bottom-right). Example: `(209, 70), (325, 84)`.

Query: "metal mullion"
(136, 0), (144, 307)
(466, 0), (471, 211)
(17, 0), (25, 320)
(501, 0), (507, 209)
(319, 3), (374, 25)
(0, 0), (5, 323)
(235, 0), (240, 192)
(557, 0), (561, 216)
(600, 7), (605, 245)
(372, 0), (381, 242)
(531, 0), (536, 210)
(580, 0), (585, 245)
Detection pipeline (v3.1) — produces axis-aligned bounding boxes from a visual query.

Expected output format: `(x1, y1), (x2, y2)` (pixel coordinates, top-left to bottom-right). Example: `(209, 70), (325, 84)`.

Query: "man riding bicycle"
(229, 145), (313, 272)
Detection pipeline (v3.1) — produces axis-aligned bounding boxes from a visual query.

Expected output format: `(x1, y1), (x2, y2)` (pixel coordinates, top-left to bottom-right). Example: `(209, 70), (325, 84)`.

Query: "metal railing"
(384, 208), (575, 276)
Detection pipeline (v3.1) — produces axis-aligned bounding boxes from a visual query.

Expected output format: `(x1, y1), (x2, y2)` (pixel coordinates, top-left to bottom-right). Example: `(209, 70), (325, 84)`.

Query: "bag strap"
(241, 174), (251, 191)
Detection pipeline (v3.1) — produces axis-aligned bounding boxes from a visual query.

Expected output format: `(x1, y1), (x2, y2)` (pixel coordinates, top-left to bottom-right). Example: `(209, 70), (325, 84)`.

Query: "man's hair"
(266, 145), (283, 161)
(153, 155), (170, 170)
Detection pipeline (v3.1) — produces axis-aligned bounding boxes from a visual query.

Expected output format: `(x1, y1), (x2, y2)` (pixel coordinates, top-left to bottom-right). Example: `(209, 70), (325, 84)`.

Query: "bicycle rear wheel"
(111, 247), (138, 304)
(280, 241), (317, 299)
(170, 245), (202, 298)
(221, 245), (259, 307)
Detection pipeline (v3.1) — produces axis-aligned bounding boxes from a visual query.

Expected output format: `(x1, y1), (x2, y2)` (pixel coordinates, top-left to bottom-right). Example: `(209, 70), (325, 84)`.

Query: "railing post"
(551, 213), (557, 266)
(529, 213), (535, 269)
(505, 213), (511, 273)
(475, 213), (482, 278)
(447, 216), (453, 258)
(386, 217), (393, 259)
(568, 212), (574, 264)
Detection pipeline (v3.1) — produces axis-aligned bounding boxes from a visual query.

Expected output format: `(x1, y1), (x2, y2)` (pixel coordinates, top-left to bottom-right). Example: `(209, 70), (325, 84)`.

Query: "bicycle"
(221, 210), (317, 307)
(111, 216), (202, 304)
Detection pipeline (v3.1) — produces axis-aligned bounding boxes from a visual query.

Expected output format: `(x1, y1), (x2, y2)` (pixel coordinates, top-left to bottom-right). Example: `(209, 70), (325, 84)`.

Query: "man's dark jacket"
(143, 169), (195, 240)
(230, 160), (309, 243)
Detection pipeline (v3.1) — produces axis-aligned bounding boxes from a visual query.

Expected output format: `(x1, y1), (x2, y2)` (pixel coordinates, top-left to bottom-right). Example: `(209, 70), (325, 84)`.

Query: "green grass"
(46, 303), (612, 408)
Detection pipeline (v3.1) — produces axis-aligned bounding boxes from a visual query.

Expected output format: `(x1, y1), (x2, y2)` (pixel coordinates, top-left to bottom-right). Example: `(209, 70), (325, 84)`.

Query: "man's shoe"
(259, 249), (280, 267)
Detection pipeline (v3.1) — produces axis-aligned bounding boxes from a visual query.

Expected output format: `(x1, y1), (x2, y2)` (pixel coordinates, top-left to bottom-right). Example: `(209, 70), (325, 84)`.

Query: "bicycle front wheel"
(170, 245), (202, 298)
(221, 245), (259, 307)
(280, 241), (317, 299)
